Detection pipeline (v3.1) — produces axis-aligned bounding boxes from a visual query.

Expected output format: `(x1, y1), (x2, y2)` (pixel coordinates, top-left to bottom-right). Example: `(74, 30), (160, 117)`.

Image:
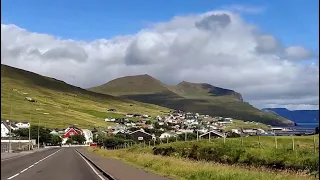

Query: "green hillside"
(89, 75), (294, 126)
(1, 65), (170, 129)
(170, 81), (243, 100)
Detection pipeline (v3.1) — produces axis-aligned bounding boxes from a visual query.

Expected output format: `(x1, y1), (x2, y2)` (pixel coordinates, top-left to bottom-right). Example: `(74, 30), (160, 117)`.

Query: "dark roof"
(199, 130), (225, 138)
(1, 121), (13, 130)
(10, 123), (18, 128)
(129, 129), (152, 136)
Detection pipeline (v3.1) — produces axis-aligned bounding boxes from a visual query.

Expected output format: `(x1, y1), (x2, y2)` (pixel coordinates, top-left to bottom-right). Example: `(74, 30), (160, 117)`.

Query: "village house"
(198, 128), (208, 134)
(159, 132), (177, 139)
(199, 130), (226, 139)
(113, 129), (131, 135)
(1, 120), (11, 137)
(142, 114), (149, 118)
(82, 129), (93, 144)
(224, 118), (233, 122)
(61, 126), (83, 144)
(59, 126), (94, 144)
(15, 122), (30, 129)
(49, 130), (59, 135)
(176, 129), (194, 134)
(231, 129), (241, 134)
(1, 120), (19, 137)
(104, 118), (116, 122)
(129, 129), (154, 142)
(126, 114), (134, 118)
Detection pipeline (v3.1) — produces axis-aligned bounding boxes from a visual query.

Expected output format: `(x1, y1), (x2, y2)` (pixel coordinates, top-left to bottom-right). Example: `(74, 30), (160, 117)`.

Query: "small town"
(2, 109), (317, 152)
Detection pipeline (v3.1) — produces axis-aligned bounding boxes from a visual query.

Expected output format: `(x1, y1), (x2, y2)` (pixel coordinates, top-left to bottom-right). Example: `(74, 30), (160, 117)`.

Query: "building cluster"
(101, 110), (270, 142)
(1, 120), (30, 137)
(1, 120), (93, 145)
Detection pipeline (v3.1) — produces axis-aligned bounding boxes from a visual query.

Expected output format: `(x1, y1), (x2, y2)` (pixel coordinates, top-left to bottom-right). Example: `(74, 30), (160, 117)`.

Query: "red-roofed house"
(61, 125), (83, 144)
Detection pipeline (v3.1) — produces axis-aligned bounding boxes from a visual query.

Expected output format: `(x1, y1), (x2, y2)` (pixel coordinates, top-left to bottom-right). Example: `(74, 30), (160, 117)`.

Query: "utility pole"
(197, 130), (199, 141)
(29, 108), (32, 151)
(37, 119), (40, 149)
(9, 103), (12, 153)
(185, 131), (187, 141)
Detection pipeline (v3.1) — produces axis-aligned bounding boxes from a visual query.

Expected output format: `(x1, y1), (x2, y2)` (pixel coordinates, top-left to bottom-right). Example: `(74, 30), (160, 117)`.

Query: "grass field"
(155, 134), (319, 150)
(89, 74), (293, 126)
(1, 64), (170, 129)
(149, 135), (319, 176)
(87, 145), (318, 180)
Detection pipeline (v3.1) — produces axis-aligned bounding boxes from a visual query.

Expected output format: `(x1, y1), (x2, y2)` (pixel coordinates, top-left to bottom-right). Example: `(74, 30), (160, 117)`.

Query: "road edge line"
(75, 148), (116, 180)
(75, 150), (106, 180)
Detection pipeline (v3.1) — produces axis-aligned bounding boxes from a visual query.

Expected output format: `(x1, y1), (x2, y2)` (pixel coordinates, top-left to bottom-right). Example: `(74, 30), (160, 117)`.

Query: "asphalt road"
(1, 148), (106, 180)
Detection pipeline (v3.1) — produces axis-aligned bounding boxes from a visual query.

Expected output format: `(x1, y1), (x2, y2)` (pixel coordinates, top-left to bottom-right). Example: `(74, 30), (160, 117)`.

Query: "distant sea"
(275, 122), (318, 134)
(295, 122), (318, 129)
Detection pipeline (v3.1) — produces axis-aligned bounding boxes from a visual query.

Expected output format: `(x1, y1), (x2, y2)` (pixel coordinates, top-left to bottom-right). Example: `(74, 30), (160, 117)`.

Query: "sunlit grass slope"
(1, 64), (170, 129)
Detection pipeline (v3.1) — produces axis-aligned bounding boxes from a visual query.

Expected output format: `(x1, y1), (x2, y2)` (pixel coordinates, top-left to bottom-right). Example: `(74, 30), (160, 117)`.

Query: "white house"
(198, 128), (208, 134)
(15, 122), (30, 129)
(231, 129), (241, 134)
(49, 130), (59, 135)
(104, 118), (115, 122)
(177, 129), (194, 134)
(1, 121), (10, 137)
(159, 132), (177, 139)
(126, 114), (134, 118)
(1, 120), (19, 137)
(82, 129), (93, 144)
(242, 129), (257, 134)
(224, 118), (233, 121)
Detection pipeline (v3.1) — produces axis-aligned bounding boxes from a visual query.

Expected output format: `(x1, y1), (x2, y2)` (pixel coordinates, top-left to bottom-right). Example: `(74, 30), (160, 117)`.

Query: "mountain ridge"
(89, 74), (294, 126)
(90, 74), (243, 101)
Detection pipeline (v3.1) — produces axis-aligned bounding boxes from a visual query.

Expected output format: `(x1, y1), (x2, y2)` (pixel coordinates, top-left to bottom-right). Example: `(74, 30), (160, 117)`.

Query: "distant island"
(262, 108), (319, 128)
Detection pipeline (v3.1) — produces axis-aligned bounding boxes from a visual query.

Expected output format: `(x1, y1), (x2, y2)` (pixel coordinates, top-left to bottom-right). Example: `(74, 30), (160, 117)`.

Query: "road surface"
(1, 148), (106, 180)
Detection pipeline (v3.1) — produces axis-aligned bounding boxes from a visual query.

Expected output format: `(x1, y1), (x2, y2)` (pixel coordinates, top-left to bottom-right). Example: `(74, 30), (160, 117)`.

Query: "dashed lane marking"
(7, 149), (61, 180)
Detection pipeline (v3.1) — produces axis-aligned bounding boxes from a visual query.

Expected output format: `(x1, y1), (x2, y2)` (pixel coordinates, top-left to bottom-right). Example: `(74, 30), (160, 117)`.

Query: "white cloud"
(284, 46), (316, 60)
(1, 10), (318, 110)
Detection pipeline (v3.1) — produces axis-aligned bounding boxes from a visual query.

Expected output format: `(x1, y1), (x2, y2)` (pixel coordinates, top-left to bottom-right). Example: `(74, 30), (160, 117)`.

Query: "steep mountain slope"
(171, 81), (243, 100)
(90, 74), (177, 96)
(1, 65), (170, 129)
(263, 108), (319, 123)
(89, 75), (293, 126)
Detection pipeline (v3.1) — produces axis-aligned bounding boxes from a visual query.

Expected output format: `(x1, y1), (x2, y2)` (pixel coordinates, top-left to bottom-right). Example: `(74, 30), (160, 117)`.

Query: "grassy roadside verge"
(86, 147), (317, 180)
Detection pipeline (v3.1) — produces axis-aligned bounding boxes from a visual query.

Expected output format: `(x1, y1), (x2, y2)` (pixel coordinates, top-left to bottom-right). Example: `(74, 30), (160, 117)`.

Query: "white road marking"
(7, 173), (19, 180)
(6, 149), (61, 180)
(75, 150), (106, 180)
(20, 168), (28, 173)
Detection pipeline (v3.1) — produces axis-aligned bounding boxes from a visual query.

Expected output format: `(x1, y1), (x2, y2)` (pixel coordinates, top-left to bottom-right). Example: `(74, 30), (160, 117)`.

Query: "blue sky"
(2, 0), (319, 52)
